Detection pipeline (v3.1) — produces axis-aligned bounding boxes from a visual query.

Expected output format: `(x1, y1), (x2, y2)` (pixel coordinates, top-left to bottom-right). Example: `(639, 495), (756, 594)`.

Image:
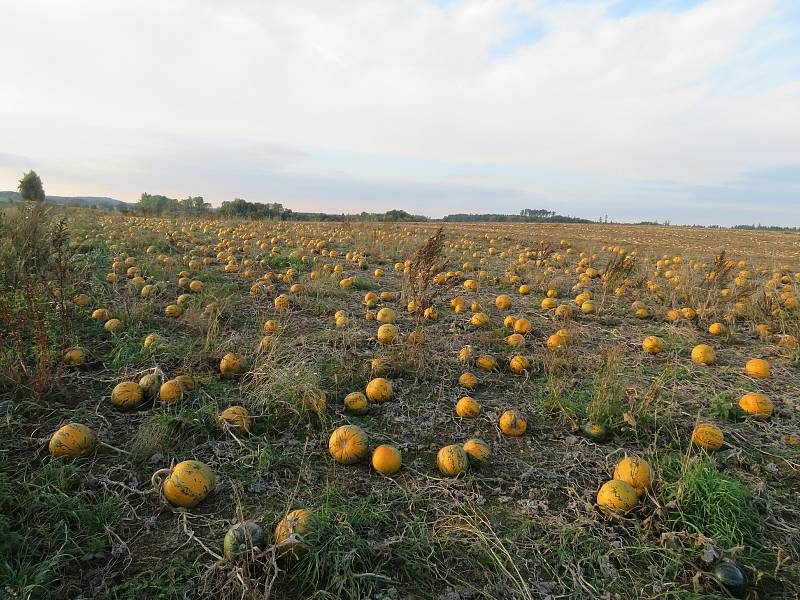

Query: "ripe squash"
(597, 480), (639, 514)
(642, 336), (664, 355)
(104, 318), (122, 332)
(476, 355), (496, 371)
(462, 438), (490, 465)
(223, 521), (265, 562)
(744, 358), (769, 379)
(513, 318), (532, 334)
(329, 425), (369, 464)
(738, 393), (773, 419)
(376, 308), (396, 324)
(708, 322), (726, 336)
(219, 406), (253, 431)
(219, 352), (243, 377)
(509, 355), (529, 374)
(365, 378), (393, 402)
(691, 423), (724, 450)
(495, 294), (512, 310)
(372, 445), (402, 475)
(377, 323), (399, 344)
(470, 312), (489, 328)
(458, 372), (477, 389)
(455, 396), (481, 418)
(159, 379), (185, 404)
(91, 308), (109, 321)
(437, 444), (469, 476)
(344, 391), (369, 414)
(690, 344), (716, 365)
(158, 460), (216, 508)
(63, 347), (86, 365)
(143, 333), (162, 349)
(164, 304), (183, 318)
(612, 456), (652, 497)
(49, 423), (96, 458)
(110, 381), (145, 409)
(499, 410), (527, 436)
(274, 508), (314, 555)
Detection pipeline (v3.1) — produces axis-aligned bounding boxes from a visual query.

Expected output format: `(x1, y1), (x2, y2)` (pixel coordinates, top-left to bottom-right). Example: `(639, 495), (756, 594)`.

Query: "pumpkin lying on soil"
(597, 479), (639, 514)
(437, 444), (470, 476)
(329, 425), (369, 464)
(49, 423), (96, 458)
(156, 460), (216, 508)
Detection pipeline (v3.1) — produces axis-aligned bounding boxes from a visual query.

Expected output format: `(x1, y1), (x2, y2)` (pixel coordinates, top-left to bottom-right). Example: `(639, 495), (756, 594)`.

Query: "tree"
(18, 170), (45, 202)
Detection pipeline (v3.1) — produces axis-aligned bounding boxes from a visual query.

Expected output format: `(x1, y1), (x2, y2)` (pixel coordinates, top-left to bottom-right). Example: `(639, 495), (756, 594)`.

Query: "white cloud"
(0, 0), (798, 222)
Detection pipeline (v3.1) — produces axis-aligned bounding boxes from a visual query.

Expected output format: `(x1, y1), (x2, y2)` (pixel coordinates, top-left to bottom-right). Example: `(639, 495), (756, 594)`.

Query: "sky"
(1, 0), (799, 225)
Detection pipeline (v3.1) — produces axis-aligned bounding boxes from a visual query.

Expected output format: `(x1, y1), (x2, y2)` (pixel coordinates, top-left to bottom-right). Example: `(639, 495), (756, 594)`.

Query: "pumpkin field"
(3, 204), (800, 600)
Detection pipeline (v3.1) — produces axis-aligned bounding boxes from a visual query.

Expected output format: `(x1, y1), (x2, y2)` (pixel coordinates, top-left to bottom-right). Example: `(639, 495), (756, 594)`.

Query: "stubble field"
(2, 206), (799, 600)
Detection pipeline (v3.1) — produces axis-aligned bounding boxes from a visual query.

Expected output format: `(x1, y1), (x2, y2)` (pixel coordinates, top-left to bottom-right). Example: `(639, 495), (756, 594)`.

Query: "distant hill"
(0, 191), (133, 209)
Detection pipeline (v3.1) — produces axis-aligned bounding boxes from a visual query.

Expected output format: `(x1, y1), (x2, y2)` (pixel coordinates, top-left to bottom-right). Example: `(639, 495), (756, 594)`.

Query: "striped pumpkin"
(159, 460), (216, 508)
(328, 425), (369, 464)
(437, 444), (469, 476)
(597, 479), (639, 514)
(110, 381), (144, 409)
(462, 438), (491, 465)
(49, 423), (96, 458)
(691, 423), (724, 450)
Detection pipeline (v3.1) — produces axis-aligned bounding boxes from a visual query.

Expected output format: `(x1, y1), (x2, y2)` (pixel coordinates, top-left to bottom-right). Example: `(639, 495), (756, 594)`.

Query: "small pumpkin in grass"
(691, 423), (724, 450)
(597, 479), (639, 514)
(219, 406), (253, 432)
(73, 293), (90, 306)
(110, 381), (145, 409)
(376, 307), (396, 324)
(365, 378), (393, 402)
(613, 456), (652, 497)
(691, 344), (716, 365)
(506, 333), (524, 348)
(329, 425), (369, 464)
(158, 460), (216, 508)
(509, 354), (529, 374)
(455, 396), (481, 418)
(159, 379), (184, 404)
(377, 323), (399, 344)
(372, 445), (402, 475)
(458, 372), (477, 389)
(437, 444), (470, 476)
(580, 300), (596, 314)
(274, 509), (315, 555)
(744, 358), (770, 379)
(495, 294), (512, 310)
(104, 318), (122, 332)
(499, 410), (527, 436)
(582, 421), (607, 442)
(470, 312), (489, 328)
(462, 438), (490, 465)
(138, 373), (160, 399)
(164, 304), (183, 318)
(223, 521), (265, 562)
(49, 423), (96, 458)
(263, 319), (279, 334)
(547, 333), (568, 349)
(738, 392), (773, 419)
(219, 352), (243, 377)
(642, 336), (664, 355)
(708, 322), (727, 336)
(91, 308), (109, 321)
(475, 355), (496, 371)
(344, 391), (369, 414)
(63, 347), (86, 365)
(457, 345), (472, 362)
(513, 318), (532, 334)
(143, 333), (162, 349)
